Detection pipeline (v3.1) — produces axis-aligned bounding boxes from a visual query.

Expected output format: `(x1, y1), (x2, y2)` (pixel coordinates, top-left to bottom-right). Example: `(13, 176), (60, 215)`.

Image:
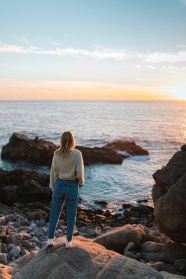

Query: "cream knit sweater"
(49, 149), (84, 190)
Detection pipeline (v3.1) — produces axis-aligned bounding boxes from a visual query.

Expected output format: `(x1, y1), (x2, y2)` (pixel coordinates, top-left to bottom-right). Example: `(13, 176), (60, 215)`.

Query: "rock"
(94, 224), (149, 254)
(9, 233), (23, 245)
(0, 226), (7, 242)
(161, 242), (186, 264)
(160, 271), (186, 278)
(0, 217), (5, 224)
(12, 236), (162, 279)
(104, 140), (149, 156)
(173, 259), (186, 272)
(0, 266), (12, 279)
(0, 169), (51, 205)
(22, 240), (36, 249)
(181, 144), (186, 151)
(5, 214), (16, 222)
(0, 243), (7, 253)
(1, 133), (56, 167)
(12, 251), (38, 275)
(130, 205), (151, 215)
(123, 242), (137, 254)
(76, 146), (125, 165)
(94, 200), (108, 206)
(147, 262), (171, 272)
(152, 150), (186, 243)
(27, 211), (42, 221)
(124, 209), (140, 218)
(140, 241), (164, 262)
(9, 246), (21, 258)
(1, 133), (125, 167)
(0, 253), (7, 264)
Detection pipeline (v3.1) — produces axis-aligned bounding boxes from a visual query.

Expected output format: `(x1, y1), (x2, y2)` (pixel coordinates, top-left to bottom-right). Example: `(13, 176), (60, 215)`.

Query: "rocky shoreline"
(0, 138), (186, 278)
(0, 199), (186, 278)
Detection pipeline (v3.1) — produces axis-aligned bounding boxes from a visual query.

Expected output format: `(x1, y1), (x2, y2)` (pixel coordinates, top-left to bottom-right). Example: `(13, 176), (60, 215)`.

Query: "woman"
(47, 131), (84, 248)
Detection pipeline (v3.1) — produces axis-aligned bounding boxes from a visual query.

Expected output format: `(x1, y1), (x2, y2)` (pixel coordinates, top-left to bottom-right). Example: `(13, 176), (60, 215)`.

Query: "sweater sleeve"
(49, 157), (58, 191)
(76, 152), (85, 185)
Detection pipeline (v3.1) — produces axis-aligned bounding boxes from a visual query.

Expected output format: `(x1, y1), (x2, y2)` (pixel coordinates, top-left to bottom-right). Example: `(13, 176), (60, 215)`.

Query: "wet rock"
(104, 140), (149, 155)
(124, 209), (140, 218)
(1, 133), (125, 167)
(130, 205), (151, 215)
(94, 200), (108, 206)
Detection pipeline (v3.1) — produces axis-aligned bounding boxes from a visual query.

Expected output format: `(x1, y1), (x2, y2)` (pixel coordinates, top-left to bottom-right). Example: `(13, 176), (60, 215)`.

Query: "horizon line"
(0, 99), (184, 102)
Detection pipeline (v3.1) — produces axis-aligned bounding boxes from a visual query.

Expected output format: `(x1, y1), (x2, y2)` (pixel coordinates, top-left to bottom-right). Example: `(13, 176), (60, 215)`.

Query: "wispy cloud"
(1, 42), (186, 64)
(0, 42), (131, 61)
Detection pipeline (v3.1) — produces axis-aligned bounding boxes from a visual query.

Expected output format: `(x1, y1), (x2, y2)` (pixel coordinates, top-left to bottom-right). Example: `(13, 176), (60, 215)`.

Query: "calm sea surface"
(0, 100), (186, 209)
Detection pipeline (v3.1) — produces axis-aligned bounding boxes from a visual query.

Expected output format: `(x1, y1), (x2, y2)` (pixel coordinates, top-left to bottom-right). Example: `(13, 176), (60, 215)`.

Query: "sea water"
(0, 100), (186, 209)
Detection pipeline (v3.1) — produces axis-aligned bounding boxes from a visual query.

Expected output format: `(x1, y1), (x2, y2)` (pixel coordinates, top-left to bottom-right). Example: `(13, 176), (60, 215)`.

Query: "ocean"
(0, 100), (186, 210)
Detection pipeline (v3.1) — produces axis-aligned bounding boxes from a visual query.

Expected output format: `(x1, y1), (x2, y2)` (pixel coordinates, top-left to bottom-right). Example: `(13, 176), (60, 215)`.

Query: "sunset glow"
(0, 0), (186, 100)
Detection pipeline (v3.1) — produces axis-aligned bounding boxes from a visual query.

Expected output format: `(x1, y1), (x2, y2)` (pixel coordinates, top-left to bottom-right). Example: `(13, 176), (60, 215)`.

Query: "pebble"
(9, 246), (21, 258)
(0, 253), (8, 264)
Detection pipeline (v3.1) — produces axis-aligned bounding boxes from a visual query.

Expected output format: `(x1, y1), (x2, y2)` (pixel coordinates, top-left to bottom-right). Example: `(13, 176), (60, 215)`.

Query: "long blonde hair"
(55, 131), (75, 155)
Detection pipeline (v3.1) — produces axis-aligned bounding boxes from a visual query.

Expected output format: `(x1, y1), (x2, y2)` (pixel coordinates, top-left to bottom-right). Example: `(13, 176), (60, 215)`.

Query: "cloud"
(1, 42), (186, 64)
(0, 42), (131, 61)
(143, 51), (186, 63)
(180, 0), (186, 6)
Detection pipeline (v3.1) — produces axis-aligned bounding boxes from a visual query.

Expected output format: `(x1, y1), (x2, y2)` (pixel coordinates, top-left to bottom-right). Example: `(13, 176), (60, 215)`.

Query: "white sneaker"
(47, 238), (54, 246)
(65, 240), (72, 249)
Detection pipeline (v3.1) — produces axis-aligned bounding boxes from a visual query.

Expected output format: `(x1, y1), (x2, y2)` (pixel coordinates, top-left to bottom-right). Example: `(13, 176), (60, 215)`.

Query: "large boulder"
(1, 133), (56, 167)
(152, 146), (186, 243)
(0, 168), (51, 205)
(1, 133), (125, 166)
(12, 236), (162, 279)
(94, 224), (149, 254)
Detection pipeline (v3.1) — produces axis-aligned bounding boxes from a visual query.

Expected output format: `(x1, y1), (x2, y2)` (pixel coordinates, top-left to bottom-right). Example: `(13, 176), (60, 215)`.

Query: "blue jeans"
(48, 178), (79, 241)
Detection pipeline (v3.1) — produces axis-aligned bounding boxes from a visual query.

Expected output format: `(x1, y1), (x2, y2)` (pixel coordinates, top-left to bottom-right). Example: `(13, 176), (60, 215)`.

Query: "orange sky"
(0, 79), (177, 101)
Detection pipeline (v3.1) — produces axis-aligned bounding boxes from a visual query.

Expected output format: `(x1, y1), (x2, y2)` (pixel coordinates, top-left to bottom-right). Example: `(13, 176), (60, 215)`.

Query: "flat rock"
(94, 224), (149, 254)
(12, 236), (162, 279)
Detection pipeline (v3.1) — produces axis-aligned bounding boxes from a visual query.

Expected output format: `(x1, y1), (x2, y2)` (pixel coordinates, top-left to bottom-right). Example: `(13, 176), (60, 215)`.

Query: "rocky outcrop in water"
(1, 133), (149, 167)
(152, 145), (186, 243)
(104, 140), (149, 155)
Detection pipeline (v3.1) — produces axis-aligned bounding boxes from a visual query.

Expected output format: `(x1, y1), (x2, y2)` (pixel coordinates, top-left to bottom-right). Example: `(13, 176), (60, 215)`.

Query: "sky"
(0, 0), (186, 100)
